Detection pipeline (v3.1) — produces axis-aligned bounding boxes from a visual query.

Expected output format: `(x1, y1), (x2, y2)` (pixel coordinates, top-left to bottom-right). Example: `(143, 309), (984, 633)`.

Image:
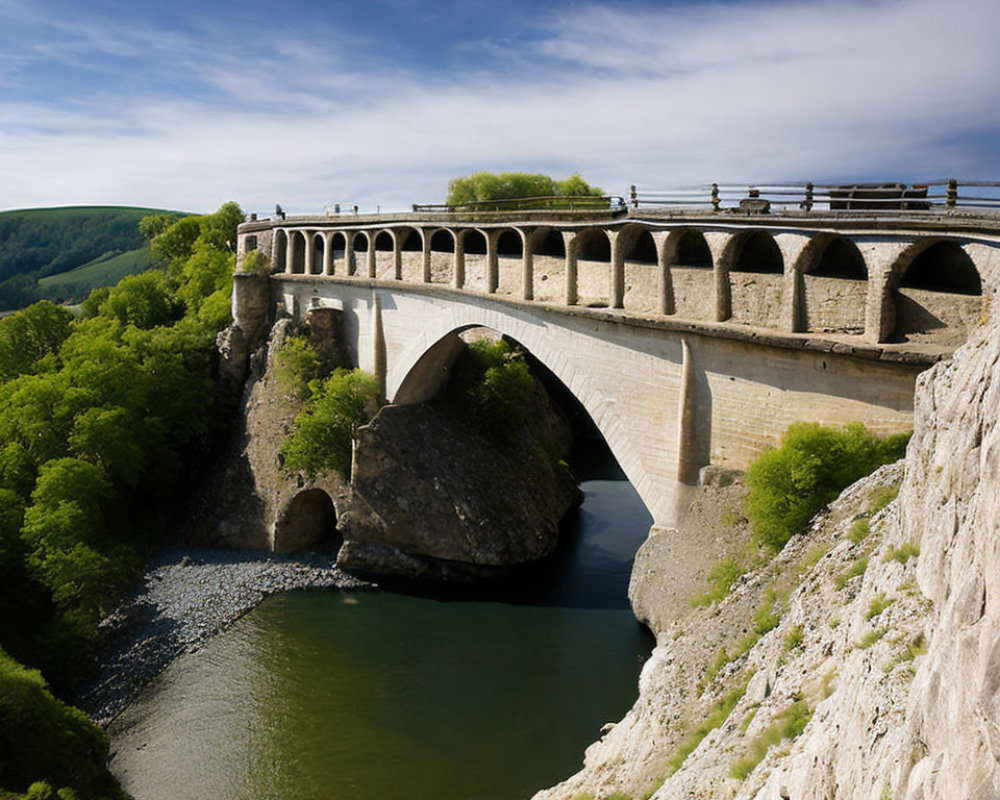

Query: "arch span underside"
(275, 279), (923, 529)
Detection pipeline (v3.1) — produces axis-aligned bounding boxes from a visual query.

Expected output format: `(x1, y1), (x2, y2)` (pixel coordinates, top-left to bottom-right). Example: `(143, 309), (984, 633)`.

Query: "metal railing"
(629, 180), (1000, 213)
(412, 195), (628, 214)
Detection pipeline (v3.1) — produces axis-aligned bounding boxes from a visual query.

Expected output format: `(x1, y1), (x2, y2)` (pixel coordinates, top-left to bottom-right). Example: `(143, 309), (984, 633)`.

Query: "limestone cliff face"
(183, 315), (348, 552)
(338, 383), (581, 580)
(537, 313), (1000, 800)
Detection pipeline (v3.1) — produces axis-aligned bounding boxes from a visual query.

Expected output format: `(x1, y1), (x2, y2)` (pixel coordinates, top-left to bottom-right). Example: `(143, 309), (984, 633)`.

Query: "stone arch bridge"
(234, 206), (1000, 529)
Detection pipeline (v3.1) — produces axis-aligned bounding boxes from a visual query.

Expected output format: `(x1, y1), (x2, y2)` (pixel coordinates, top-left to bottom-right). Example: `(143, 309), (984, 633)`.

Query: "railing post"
(947, 179), (958, 208)
(804, 182), (814, 212)
(711, 183), (720, 212)
(630, 184), (638, 209)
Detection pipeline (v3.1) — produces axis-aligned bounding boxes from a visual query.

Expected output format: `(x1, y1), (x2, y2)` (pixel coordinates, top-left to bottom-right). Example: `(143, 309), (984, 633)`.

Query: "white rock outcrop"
(536, 313), (1000, 799)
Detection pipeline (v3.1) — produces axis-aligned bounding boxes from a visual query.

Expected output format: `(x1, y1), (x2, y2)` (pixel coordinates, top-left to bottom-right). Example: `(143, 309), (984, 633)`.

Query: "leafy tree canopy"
(281, 369), (383, 479)
(0, 202), (241, 696)
(446, 172), (604, 205)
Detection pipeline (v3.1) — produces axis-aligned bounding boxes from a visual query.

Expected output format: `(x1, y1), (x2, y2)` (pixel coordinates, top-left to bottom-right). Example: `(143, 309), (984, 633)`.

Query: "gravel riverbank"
(76, 545), (374, 725)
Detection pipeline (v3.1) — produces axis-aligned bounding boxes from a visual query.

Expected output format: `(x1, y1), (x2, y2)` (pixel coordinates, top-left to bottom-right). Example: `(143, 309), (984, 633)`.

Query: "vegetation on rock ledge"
(744, 422), (910, 551)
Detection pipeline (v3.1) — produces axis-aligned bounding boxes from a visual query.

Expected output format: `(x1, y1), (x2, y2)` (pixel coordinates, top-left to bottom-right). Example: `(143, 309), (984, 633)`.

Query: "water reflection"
(108, 477), (653, 800)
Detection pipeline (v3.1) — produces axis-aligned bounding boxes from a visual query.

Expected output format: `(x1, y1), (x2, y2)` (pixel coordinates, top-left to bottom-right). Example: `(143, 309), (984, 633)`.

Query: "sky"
(1, 0), (999, 215)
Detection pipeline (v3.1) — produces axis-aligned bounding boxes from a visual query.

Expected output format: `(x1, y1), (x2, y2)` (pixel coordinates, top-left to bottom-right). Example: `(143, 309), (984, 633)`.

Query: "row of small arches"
(269, 225), (982, 296)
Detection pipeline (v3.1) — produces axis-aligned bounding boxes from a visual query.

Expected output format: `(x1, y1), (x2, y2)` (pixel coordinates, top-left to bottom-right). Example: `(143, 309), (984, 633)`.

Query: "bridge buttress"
(775, 233), (812, 334)
(303, 232), (315, 276)
(521, 228), (534, 301)
(562, 231), (578, 305)
(702, 231), (732, 322)
(650, 231), (674, 316)
(322, 232), (333, 276)
(485, 230), (501, 294)
(861, 241), (908, 344)
(343, 233), (355, 277)
(365, 234), (377, 278)
(453, 230), (466, 290)
(608, 230), (625, 309)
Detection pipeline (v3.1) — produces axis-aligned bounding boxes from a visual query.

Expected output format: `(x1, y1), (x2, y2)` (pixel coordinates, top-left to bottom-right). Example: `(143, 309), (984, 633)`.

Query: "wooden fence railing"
(629, 180), (1000, 213)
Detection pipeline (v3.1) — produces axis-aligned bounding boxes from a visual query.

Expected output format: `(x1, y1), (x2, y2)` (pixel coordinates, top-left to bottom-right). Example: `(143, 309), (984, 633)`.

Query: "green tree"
(556, 173), (605, 197)
(744, 422), (910, 550)
(150, 215), (202, 264)
(274, 336), (324, 399)
(0, 645), (118, 798)
(281, 369), (382, 478)
(138, 214), (173, 241)
(96, 270), (175, 329)
(0, 302), (74, 381)
(19, 458), (128, 624)
(446, 171), (603, 205)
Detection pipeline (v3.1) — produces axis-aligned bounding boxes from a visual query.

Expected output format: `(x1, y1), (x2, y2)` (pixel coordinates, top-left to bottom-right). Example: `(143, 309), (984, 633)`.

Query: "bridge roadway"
(234, 208), (1000, 528)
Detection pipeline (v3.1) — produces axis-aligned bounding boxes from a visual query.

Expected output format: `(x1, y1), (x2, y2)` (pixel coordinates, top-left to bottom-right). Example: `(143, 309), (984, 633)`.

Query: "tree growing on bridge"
(446, 171), (604, 206)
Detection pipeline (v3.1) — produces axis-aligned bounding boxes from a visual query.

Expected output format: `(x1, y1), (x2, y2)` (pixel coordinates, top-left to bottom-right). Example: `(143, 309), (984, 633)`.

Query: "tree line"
(0, 202), (243, 799)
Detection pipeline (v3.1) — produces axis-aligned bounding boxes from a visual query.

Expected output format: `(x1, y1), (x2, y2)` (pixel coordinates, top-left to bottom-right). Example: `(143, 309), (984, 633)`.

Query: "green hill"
(0, 206), (186, 309)
(37, 246), (161, 295)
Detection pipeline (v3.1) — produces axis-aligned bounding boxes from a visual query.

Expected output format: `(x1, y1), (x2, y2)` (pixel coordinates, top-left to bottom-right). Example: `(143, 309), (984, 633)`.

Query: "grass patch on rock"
(744, 423), (909, 552)
(835, 557), (869, 591)
(690, 557), (746, 608)
(729, 698), (813, 781)
(667, 677), (750, 775)
(883, 542), (920, 564)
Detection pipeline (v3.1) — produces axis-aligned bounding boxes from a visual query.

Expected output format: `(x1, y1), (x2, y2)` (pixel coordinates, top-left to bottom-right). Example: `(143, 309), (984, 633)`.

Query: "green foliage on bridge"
(445, 171), (604, 206)
(744, 422), (910, 551)
(0, 203), (243, 798)
(281, 369), (383, 478)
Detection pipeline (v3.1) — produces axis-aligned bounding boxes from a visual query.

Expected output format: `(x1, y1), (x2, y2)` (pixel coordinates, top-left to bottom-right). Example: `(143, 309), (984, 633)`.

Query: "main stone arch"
(383, 304), (683, 527)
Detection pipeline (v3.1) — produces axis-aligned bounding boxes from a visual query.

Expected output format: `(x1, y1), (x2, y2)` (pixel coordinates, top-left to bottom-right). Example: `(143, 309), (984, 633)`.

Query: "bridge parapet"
(238, 205), (1000, 352)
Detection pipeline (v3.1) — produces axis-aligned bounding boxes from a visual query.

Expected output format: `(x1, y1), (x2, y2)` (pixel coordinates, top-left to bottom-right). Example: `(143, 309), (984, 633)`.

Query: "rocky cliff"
(536, 314), (999, 798)
(338, 374), (581, 580)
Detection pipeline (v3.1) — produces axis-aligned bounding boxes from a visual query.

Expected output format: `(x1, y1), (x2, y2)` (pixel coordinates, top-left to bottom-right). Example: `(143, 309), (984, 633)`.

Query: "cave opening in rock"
(274, 489), (339, 553)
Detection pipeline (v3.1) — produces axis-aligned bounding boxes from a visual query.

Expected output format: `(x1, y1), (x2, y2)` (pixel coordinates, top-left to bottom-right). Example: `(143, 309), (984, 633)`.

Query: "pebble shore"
(76, 545), (374, 726)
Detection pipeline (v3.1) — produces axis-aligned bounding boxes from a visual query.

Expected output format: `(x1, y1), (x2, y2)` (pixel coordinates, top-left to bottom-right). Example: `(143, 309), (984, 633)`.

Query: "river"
(107, 458), (654, 800)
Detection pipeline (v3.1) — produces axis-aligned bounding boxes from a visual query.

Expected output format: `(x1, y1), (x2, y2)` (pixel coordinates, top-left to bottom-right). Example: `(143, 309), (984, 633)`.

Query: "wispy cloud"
(1, 0), (998, 213)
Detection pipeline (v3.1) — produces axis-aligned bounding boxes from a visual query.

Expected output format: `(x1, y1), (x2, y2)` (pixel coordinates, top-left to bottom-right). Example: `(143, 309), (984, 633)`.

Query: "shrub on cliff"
(745, 422), (910, 551)
(281, 369), (383, 478)
(274, 336), (324, 399)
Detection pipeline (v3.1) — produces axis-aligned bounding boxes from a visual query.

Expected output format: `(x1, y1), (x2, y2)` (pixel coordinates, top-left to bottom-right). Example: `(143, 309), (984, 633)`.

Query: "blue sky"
(1, 0), (999, 214)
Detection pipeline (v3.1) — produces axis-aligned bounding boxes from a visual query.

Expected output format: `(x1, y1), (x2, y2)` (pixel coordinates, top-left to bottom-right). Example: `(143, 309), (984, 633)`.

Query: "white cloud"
(1, 0), (998, 213)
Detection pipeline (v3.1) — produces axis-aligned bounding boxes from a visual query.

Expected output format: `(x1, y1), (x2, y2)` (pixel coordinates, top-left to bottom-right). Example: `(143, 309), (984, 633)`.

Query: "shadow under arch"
(274, 488), (339, 552)
(392, 323), (659, 524)
(886, 238), (983, 343)
(662, 227), (714, 320)
(795, 233), (868, 334)
(273, 229), (288, 272)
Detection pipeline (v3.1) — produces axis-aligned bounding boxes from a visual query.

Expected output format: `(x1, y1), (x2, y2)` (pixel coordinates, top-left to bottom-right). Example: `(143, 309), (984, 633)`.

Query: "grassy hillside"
(0, 206), (185, 310)
(37, 245), (161, 295)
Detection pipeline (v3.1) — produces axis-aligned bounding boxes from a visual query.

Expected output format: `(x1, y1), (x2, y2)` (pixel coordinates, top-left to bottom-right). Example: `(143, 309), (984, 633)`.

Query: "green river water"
(107, 471), (654, 800)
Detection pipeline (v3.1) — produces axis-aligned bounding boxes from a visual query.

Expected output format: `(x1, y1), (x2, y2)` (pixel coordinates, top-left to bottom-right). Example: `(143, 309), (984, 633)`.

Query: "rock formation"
(338, 375), (581, 580)
(536, 314), (1000, 798)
